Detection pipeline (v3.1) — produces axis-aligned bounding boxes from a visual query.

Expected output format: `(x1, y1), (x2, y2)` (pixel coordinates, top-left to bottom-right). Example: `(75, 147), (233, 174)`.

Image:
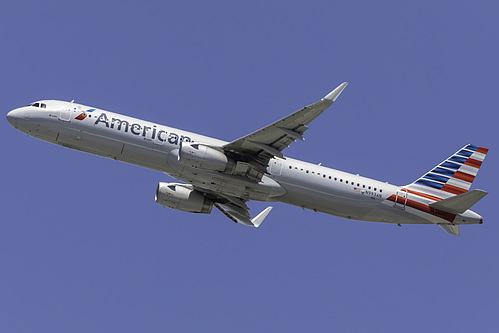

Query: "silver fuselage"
(6, 101), (482, 226)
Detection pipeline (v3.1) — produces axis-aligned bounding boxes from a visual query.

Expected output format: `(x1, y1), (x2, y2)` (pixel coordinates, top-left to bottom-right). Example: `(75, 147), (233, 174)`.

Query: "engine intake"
(178, 142), (229, 172)
(155, 182), (213, 214)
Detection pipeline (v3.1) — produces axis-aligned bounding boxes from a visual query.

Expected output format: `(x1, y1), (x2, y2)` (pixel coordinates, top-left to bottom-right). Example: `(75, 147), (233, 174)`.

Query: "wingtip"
(252, 206), (273, 227)
(324, 82), (348, 102)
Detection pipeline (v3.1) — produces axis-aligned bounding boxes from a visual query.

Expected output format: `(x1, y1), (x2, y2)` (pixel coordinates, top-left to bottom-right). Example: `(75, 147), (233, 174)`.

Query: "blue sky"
(1, 0), (498, 331)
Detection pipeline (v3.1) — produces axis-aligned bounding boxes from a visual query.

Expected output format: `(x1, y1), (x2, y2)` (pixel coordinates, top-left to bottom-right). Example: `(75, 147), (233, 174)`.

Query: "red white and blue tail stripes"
(409, 144), (488, 197)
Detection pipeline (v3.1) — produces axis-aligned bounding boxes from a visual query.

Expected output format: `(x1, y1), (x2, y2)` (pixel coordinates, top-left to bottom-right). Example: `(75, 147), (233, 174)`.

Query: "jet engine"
(178, 142), (231, 172)
(155, 182), (213, 214)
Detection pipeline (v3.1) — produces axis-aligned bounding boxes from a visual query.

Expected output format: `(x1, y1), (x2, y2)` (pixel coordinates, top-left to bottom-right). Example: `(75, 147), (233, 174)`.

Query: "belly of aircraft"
(277, 182), (435, 225)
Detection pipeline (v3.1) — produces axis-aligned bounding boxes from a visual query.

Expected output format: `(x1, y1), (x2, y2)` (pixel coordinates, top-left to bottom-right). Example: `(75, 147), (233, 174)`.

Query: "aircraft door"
(393, 188), (408, 209)
(58, 106), (72, 122)
(269, 160), (282, 176)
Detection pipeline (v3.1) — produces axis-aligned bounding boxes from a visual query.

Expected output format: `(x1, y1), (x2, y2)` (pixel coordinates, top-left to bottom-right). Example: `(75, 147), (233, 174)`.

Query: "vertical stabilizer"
(406, 144), (489, 199)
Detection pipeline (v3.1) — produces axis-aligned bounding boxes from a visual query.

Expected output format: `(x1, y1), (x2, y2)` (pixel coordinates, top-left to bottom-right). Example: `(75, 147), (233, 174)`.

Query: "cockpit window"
(30, 102), (47, 108)
(32, 102), (40, 107)
(41, 103), (46, 108)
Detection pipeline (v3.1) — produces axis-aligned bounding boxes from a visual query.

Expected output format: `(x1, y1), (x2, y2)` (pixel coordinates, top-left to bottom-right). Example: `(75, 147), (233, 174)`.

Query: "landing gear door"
(394, 188), (408, 209)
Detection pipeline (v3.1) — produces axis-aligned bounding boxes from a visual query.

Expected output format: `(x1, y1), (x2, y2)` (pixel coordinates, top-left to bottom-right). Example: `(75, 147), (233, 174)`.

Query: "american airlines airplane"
(6, 83), (488, 235)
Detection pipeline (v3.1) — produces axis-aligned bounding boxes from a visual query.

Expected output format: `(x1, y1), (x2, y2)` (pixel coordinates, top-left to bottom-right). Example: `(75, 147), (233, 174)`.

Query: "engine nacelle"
(155, 182), (213, 214)
(178, 142), (229, 172)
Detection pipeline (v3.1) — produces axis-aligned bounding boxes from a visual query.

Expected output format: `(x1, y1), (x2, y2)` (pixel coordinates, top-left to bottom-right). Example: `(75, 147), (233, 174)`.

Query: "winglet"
(323, 82), (348, 102)
(251, 206), (273, 227)
(214, 203), (273, 227)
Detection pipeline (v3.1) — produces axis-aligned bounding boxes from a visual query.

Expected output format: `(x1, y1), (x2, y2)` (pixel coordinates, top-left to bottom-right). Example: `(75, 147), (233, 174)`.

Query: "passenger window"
(380, 189), (383, 193)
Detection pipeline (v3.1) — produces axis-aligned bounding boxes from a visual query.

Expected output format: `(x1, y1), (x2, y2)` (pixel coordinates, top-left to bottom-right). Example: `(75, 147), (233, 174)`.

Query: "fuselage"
(6, 100), (483, 227)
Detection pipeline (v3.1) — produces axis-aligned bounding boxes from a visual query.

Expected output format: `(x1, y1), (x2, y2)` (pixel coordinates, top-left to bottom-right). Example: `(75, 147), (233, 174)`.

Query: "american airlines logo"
(75, 108), (96, 121)
(93, 112), (191, 145)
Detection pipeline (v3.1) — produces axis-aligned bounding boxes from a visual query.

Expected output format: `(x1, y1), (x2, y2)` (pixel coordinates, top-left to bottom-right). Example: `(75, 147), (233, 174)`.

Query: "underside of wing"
(223, 82), (348, 168)
(214, 202), (273, 227)
(193, 186), (272, 227)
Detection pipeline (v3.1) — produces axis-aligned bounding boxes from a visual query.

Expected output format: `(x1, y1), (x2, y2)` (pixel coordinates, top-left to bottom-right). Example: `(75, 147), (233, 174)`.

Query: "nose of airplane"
(6, 108), (24, 128)
(6, 110), (17, 128)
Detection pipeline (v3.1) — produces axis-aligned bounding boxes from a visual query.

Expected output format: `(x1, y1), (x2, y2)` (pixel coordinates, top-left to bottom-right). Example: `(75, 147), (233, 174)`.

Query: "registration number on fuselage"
(364, 190), (382, 199)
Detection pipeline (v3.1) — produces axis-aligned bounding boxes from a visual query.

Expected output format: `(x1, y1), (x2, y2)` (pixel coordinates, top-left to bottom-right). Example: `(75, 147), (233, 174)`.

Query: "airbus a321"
(7, 83), (489, 235)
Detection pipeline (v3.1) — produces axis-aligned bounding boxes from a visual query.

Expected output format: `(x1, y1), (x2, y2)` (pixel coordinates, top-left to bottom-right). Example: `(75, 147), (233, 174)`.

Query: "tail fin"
(406, 144), (489, 199)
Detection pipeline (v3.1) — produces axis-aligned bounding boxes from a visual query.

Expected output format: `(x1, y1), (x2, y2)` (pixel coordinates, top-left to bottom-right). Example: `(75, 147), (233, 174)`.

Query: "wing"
(223, 82), (348, 167)
(192, 83), (347, 225)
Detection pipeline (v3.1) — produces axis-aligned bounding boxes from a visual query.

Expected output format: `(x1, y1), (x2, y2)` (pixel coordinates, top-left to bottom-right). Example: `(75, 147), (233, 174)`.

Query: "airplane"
(6, 83), (489, 235)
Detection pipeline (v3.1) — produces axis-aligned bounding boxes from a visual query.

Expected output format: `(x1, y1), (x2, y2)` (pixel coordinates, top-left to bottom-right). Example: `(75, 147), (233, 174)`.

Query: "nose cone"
(6, 109), (19, 128)
(6, 107), (28, 128)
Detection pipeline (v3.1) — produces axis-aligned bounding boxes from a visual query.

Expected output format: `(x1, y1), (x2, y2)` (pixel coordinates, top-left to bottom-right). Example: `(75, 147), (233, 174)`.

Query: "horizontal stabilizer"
(439, 224), (460, 236)
(430, 189), (488, 214)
